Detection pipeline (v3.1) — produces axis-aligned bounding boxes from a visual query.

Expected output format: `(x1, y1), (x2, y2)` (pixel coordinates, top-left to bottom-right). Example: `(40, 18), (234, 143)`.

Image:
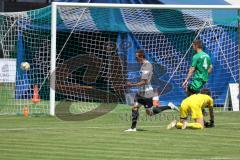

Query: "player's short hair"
(135, 49), (145, 59)
(193, 40), (203, 49)
(187, 86), (198, 96)
(200, 88), (211, 96)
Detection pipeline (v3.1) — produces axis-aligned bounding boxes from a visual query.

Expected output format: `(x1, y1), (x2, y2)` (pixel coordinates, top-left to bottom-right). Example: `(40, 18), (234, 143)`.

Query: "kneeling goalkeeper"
(167, 88), (214, 130)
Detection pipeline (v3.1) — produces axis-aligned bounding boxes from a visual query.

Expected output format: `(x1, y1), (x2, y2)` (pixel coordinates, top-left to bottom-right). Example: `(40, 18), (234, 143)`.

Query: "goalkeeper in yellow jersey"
(167, 88), (214, 129)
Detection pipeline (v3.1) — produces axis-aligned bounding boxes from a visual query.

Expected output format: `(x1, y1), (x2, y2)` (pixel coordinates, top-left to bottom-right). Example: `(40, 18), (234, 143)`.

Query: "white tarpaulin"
(0, 59), (16, 83)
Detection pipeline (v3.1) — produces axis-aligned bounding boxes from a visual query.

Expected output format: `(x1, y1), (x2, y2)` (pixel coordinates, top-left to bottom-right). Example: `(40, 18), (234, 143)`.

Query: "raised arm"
(127, 79), (147, 87)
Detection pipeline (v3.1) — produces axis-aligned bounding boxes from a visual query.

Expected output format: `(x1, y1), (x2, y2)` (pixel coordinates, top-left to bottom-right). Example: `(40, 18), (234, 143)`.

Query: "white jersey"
(139, 60), (154, 98)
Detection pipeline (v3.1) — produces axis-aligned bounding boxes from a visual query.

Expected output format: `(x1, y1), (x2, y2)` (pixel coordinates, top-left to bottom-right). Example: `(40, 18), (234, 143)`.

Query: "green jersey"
(191, 51), (212, 82)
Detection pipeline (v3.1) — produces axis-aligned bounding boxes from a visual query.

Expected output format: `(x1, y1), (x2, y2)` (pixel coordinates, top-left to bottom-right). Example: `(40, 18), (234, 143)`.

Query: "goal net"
(0, 3), (239, 116)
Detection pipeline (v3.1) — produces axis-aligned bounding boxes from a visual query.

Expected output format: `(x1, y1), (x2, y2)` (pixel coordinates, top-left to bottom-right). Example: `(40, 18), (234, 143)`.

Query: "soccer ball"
(21, 62), (30, 71)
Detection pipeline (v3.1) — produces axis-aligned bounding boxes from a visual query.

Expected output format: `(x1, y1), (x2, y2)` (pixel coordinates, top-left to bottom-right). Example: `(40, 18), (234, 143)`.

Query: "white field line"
(0, 122), (239, 131)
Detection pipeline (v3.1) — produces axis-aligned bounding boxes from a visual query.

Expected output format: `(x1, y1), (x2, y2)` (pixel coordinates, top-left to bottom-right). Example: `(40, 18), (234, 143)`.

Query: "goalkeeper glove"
(204, 120), (214, 128)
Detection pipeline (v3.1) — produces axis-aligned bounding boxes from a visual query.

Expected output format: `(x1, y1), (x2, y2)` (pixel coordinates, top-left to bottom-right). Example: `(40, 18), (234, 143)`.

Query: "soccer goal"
(0, 3), (239, 117)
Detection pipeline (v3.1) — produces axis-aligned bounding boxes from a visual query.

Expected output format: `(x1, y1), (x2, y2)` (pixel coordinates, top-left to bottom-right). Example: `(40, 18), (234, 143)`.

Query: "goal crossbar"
(52, 2), (240, 9)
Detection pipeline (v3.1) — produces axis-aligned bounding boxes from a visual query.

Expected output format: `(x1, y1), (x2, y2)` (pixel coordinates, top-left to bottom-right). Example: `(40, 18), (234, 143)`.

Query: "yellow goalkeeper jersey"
(198, 94), (214, 109)
(180, 94), (213, 119)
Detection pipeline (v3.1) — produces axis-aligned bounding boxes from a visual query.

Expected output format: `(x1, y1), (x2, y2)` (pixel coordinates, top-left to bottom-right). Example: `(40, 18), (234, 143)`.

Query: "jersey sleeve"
(207, 96), (214, 108)
(191, 55), (198, 68)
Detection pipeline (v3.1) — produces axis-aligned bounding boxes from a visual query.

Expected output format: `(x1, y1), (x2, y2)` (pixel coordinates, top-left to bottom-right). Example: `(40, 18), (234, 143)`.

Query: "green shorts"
(188, 79), (206, 93)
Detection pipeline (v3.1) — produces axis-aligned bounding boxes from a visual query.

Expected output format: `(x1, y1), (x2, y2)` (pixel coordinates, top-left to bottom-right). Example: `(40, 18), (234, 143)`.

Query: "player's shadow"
(136, 128), (148, 132)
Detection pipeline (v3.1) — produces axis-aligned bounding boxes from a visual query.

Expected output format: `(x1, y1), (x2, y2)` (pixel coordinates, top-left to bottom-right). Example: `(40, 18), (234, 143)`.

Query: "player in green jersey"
(182, 40), (213, 95)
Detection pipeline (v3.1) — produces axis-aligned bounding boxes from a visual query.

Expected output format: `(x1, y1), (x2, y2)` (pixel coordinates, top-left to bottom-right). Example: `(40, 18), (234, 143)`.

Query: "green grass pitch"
(0, 107), (240, 160)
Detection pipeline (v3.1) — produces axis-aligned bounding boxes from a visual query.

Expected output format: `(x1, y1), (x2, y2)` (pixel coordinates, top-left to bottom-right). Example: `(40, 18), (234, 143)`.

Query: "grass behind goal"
(0, 108), (240, 160)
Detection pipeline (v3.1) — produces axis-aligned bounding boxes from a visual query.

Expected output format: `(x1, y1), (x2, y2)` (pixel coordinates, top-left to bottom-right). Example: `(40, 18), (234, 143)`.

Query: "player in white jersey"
(125, 50), (178, 132)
